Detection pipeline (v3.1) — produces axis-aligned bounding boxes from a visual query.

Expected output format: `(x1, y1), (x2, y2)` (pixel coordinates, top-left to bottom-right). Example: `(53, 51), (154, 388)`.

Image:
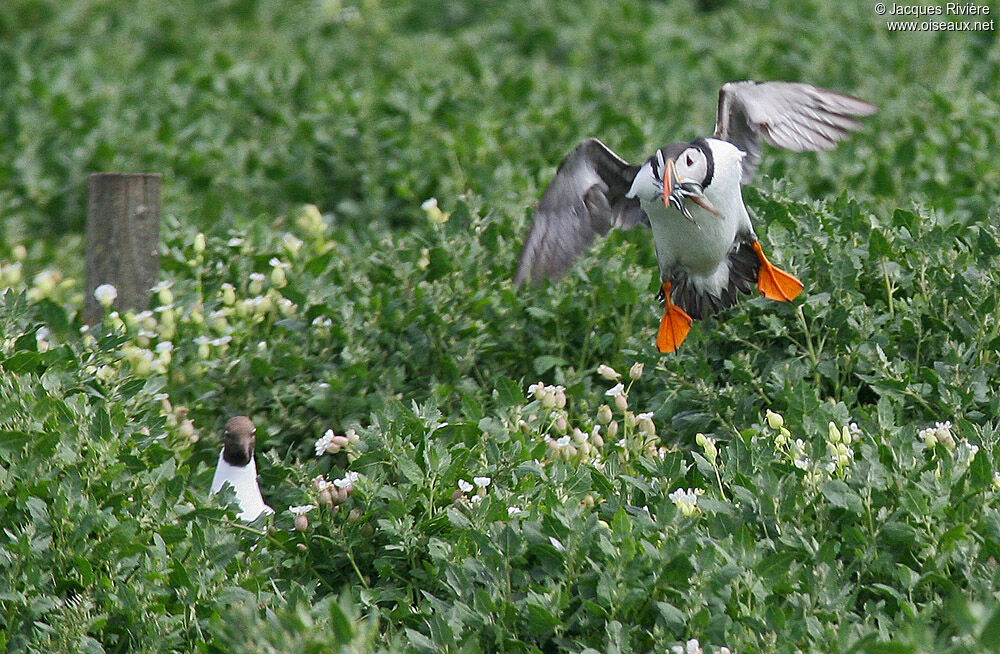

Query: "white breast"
(210, 451), (274, 521)
(633, 139), (753, 296)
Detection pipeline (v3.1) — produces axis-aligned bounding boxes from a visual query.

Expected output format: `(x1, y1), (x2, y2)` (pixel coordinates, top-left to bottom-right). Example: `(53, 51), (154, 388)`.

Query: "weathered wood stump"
(84, 173), (161, 324)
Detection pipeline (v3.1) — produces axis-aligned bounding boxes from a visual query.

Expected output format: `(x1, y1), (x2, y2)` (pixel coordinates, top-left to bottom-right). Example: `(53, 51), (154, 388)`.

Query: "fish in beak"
(662, 158), (722, 221)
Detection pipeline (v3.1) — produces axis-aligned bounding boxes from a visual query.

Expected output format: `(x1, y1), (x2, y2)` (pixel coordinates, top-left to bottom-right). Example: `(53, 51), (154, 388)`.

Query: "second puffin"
(515, 81), (877, 352)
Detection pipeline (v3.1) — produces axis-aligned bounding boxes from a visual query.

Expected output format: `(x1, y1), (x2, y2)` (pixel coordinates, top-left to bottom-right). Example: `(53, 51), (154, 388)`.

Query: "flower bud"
(294, 514), (309, 531)
(614, 393), (628, 412)
(597, 364), (620, 381)
(629, 362), (644, 380)
(765, 410), (784, 430)
(193, 233), (206, 254)
(282, 233), (304, 258)
(270, 266), (287, 288)
(597, 405), (613, 425)
(217, 284), (235, 307)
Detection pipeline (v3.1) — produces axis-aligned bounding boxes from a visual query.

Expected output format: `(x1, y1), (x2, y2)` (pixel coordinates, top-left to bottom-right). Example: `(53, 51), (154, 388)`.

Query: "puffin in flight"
(515, 81), (877, 352)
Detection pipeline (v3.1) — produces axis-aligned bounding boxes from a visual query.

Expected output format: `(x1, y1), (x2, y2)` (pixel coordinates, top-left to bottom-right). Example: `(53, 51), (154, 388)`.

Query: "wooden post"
(85, 173), (161, 324)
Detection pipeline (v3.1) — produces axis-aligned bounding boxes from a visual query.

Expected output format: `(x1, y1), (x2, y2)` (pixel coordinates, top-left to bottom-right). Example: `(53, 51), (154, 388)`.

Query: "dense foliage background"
(1, 0), (999, 652)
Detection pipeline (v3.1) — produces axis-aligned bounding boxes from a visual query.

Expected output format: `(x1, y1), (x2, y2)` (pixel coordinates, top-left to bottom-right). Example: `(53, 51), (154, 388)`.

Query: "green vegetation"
(1, 0), (1000, 652)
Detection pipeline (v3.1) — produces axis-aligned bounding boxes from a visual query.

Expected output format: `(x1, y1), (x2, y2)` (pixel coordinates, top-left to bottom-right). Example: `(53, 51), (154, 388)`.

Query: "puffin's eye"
(675, 148), (707, 184)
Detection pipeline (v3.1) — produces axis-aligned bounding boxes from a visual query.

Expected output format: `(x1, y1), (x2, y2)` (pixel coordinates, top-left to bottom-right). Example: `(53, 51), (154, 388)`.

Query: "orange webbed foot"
(657, 282), (693, 353)
(751, 241), (803, 302)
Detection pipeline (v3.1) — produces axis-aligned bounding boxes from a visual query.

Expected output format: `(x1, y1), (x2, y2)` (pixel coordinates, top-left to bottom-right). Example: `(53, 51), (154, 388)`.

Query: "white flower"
(670, 638), (704, 654)
(226, 237), (245, 247)
(248, 273), (266, 295)
(314, 429), (336, 456)
(334, 471), (360, 488)
(527, 382), (547, 400)
(312, 316), (333, 329)
(605, 383), (625, 397)
(457, 479), (473, 494)
(154, 341), (173, 354)
(919, 420), (956, 450)
(289, 504), (315, 515)
(93, 283), (118, 307)
(668, 488), (703, 517)
(421, 198), (449, 224)
(269, 257), (291, 269)
(507, 506), (523, 517)
(469, 494), (484, 504)
(473, 476), (491, 488)
(555, 435), (571, 448)
(636, 412), (653, 421)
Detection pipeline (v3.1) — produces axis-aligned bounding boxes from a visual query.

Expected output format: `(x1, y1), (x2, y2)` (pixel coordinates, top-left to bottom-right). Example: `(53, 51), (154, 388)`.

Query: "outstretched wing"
(715, 81), (878, 183)
(515, 139), (647, 287)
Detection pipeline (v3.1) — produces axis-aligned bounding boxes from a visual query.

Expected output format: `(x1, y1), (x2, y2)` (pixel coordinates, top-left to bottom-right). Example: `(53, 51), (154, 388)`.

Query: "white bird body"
(629, 139), (751, 297)
(211, 451), (273, 521)
(210, 415), (273, 521)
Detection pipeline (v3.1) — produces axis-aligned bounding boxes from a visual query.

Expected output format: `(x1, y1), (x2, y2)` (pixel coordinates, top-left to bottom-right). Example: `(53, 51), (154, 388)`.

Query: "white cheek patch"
(626, 164), (656, 200)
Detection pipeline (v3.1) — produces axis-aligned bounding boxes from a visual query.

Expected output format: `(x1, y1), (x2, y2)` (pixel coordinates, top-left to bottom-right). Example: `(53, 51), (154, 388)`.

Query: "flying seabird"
(210, 415), (273, 521)
(515, 81), (877, 352)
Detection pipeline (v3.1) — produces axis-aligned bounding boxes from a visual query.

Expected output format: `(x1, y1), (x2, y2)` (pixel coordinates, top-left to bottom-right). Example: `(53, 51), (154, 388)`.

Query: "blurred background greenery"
(1, 0), (997, 246)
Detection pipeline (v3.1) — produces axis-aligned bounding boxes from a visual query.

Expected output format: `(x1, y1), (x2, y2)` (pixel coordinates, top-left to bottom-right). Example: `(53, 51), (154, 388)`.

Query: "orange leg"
(751, 241), (804, 302)
(657, 282), (693, 353)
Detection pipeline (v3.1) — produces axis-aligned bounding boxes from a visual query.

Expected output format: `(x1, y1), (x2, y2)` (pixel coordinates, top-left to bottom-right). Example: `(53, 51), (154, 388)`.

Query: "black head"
(221, 415), (256, 467)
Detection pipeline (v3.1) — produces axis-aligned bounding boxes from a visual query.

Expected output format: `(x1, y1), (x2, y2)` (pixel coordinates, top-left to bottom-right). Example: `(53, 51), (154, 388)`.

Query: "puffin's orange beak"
(663, 159), (676, 208)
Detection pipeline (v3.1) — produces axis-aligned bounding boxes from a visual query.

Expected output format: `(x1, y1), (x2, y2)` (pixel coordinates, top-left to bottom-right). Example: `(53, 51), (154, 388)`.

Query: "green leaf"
(821, 480), (864, 514)
(978, 605), (1000, 652)
(2, 351), (42, 373)
(532, 355), (565, 375)
(91, 407), (111, 441)
(494, 376), (523, 408)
